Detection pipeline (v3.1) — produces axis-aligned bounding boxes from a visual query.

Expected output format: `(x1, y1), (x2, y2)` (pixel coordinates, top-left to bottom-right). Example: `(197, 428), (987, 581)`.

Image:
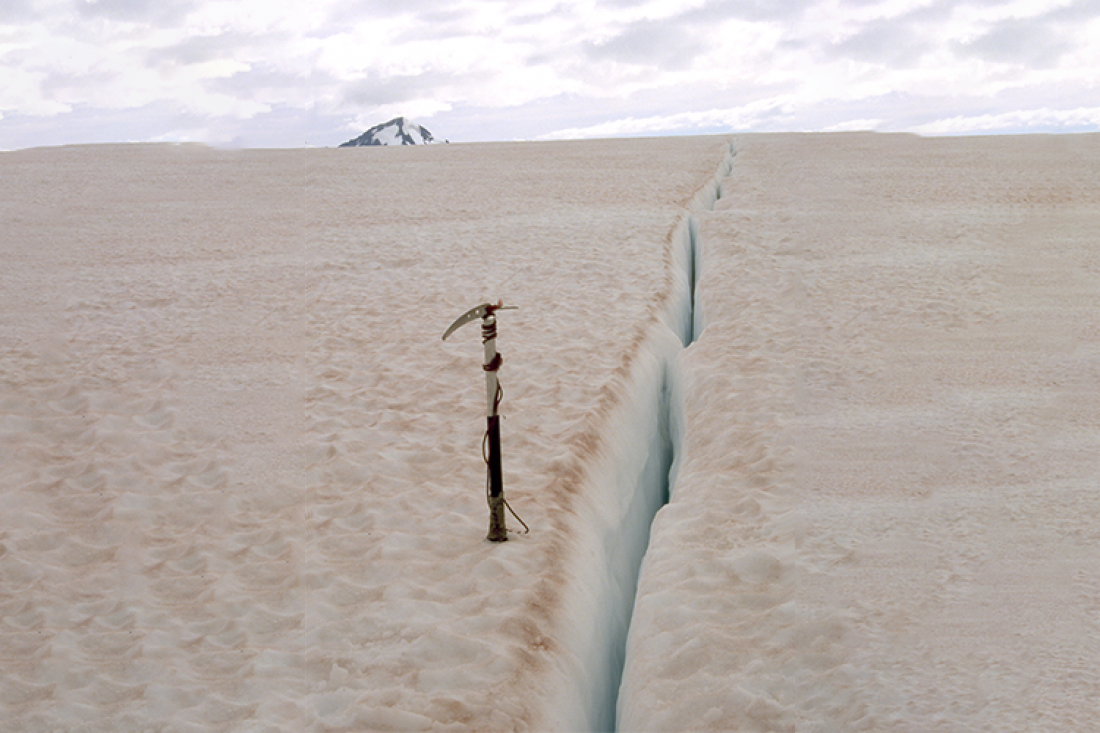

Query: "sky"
(1, 0), (1098, 149)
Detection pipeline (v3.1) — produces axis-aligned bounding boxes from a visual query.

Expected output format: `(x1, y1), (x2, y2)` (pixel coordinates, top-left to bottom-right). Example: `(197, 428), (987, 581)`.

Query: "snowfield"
(1, 132), (1099, 732)
(622, 133), (1100, 731)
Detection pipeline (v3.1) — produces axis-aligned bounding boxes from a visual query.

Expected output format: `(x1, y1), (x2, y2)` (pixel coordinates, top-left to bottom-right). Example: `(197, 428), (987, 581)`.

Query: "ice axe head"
(441, 300), (517, 341)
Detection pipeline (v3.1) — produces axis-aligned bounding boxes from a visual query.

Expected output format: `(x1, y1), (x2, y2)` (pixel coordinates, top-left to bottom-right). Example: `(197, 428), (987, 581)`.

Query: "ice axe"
(443, 300), (522, 541)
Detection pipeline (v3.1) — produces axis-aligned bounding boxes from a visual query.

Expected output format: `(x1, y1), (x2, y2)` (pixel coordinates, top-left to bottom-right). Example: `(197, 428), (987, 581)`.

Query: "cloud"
(913, 105), (1100, 134)
(76, 0), (197, 24)
(40, 68), (121, 100)
(323, 0), (465, 23)
(583, 19), (705, 69)
(0, 0), (39, 22)
(204, 63), (316, 104)
(683, 0), (818, 23)
(952, 16), (1074, 67)
(146, 32), (264, 67)
(538, 97), (801, 140)
(1046, 0), (1100, 23)
(822, 117), (885, 131)
(826, 21), (931, 66)
(340, 70), (468, 108)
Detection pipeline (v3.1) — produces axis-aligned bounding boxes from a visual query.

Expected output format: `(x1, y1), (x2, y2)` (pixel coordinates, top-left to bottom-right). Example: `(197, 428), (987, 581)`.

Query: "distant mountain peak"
(339, 117), (437, 147)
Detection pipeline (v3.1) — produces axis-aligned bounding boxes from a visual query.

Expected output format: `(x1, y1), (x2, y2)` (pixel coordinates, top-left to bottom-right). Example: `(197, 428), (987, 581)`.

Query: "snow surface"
(2, 132), (1099, 732)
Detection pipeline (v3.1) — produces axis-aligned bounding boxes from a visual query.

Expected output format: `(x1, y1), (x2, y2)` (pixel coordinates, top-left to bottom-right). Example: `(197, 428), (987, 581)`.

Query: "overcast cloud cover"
(1, 0), (1098, 148)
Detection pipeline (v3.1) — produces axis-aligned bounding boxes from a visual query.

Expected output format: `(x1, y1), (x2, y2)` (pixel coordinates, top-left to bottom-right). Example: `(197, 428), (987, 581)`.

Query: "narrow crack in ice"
(598, 144), (731, 732)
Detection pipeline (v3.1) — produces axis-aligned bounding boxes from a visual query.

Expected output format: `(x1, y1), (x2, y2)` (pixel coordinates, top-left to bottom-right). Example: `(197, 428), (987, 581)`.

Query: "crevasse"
(544, 144), (731, 732)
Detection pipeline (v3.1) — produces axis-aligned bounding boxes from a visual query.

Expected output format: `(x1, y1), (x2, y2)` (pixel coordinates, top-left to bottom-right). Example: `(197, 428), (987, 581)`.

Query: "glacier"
(3, 132), (1100, 732)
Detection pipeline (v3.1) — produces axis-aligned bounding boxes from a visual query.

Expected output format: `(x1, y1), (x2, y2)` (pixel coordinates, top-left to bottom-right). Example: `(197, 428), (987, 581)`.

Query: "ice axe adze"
(442, 300), (520, 541)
